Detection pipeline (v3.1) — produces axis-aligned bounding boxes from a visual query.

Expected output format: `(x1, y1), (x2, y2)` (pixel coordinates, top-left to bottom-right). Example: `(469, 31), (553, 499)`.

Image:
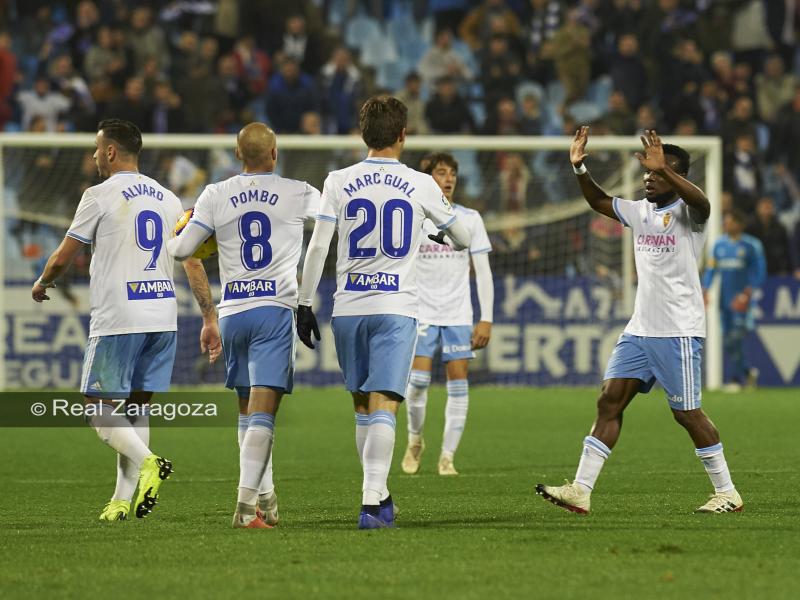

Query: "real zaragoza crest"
(663, 212), (672, 228)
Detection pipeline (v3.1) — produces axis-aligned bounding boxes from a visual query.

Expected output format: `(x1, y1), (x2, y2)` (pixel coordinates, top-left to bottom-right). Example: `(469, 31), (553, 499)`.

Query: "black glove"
(428, 231), (449, 246)
(297, 305), (321, 349)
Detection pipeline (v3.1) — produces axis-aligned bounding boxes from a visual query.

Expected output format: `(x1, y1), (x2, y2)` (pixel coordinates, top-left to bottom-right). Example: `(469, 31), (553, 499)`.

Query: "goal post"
(0, 133), (723, 391)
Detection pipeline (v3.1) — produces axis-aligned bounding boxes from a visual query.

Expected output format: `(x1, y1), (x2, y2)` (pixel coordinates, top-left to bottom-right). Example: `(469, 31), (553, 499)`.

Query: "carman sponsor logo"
(345, 272), (399, 292)
(127, 280), (175, 300)
(224, 279), (276, 300)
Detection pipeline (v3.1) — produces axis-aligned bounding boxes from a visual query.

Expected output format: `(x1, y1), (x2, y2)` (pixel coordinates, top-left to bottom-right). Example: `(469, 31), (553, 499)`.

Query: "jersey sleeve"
(469, 213), (492, 254)
(303, 184), (322, 221)
(66, 188), (101, 244)
(189, 185), (215, 234)
(611, 197), (638, 228)
(421, 177), (457, 230)
(316, 174), (339, 224)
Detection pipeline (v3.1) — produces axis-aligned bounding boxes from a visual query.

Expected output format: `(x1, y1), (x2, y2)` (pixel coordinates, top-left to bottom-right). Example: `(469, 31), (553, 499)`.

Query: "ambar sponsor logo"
(127, 280), (175, 300)
(224, 279), (277, 300)
(345, 272), (399, 291)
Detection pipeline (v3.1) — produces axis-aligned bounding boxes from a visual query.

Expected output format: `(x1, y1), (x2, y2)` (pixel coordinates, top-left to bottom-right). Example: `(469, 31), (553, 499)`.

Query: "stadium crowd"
(1, 0), (799, 277)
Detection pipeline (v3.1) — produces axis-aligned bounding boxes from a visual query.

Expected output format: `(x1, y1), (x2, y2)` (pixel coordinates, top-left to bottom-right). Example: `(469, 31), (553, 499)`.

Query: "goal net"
(0, 134), (722, 391)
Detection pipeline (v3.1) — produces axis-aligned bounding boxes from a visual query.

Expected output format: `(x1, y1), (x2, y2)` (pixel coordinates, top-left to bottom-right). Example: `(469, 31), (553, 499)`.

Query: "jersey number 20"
(346, 198), (412, 259)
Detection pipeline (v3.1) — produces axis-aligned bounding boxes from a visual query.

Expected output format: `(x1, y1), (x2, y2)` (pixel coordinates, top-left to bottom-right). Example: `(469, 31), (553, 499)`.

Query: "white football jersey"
(612, 196), (707, 337)
(318, 157), (457, 318)
(67, 171), (184, 337)
(190, 172), (320, 318)
(417, 204), (492, 326)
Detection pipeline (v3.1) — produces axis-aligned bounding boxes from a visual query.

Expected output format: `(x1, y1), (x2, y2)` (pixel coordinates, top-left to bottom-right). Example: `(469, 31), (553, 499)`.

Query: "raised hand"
(570, 126), (590, 166)
(635, 129), (667, 172)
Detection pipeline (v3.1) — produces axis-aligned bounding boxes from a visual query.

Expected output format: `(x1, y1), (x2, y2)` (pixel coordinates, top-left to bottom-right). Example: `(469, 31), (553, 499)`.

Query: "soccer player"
(168, 122), (320, 529)
(296, 97), (472, 529)
(702, 209), (766, 391)
(537, 127), (744, 514)
(400, 152), (494, 476)
(31, 119), (221, 521)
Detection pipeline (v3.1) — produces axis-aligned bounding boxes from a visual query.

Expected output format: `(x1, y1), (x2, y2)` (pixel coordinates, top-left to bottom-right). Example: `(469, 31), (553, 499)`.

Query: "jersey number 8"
(345, 198), (412, 259)
(239, 211), (272, 270)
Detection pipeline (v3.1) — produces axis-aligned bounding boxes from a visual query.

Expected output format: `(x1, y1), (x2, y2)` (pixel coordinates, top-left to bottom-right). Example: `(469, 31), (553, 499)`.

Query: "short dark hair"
(359, 96), (407, 150)
(726, 208), (746, 225)
(420, 152), (458, 175)
(98, 118), (142, 155)
(662, 143), (690, 175)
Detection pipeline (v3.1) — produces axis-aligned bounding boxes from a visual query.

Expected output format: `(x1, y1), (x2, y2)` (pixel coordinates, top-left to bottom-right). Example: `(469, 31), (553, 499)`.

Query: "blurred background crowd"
(0, 0), (799, 281)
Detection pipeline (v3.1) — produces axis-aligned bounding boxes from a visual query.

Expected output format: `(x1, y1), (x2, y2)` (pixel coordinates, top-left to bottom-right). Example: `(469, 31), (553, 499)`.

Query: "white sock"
(238, 413), (273, 496)
(112, 407), (150, 502)
(405, 370), (430, 437)
(90, 402), (151, 468)
(695, 443), (735, 493)
(355, 412), (389, 500)
(442, 379), (468, 456)
(237, 412), (275, 508)
(574, 436), (611, 492)
(362, 410), (396, 506)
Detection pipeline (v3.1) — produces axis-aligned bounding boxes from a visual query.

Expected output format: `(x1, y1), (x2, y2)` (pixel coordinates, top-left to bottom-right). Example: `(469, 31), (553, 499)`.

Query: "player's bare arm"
(31, 235), (85, 302)
(636, 129), (710, 221)
(182, 257), (221, 363)
(570, 126), (617, 221)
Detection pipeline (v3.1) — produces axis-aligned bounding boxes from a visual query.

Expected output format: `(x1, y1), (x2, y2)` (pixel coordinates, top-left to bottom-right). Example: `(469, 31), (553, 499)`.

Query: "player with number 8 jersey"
(168, 122), (320, 529)
(297, 97), (472, 529)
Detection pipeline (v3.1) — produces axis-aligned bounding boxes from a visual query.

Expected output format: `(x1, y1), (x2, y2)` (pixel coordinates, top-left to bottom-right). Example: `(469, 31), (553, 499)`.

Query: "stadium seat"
(451, 150), (482, 197)
(344, 15), (382, 52)
(567, 101), (604, 125)
(359, 35), (398, 68)
(587, 75), (613, 109)
(515, 81), (545, 106)
(377, 60), (411, 91)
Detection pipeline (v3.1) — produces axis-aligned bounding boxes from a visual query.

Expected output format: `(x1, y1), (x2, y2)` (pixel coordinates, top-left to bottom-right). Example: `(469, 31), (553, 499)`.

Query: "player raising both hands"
(537, 128), (744, 514)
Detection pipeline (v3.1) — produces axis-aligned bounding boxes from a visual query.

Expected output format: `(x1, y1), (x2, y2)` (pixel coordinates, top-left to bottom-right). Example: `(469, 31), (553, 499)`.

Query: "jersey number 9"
(135, 210), (163, 271)
(345, 198), (412, 259)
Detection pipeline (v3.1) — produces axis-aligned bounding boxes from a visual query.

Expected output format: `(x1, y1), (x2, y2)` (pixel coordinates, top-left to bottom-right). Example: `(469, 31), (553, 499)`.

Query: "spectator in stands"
(139, 55), (164, 100)
(638, 0), (698, 67)
(49, 53), (95, 130)
(763, 0), (799, 68)
(663, 38), (708, 109)
(608, 33), (647, 111)
(280, 14), (324, 76)
(635, 103), (661, 135)
(283, 111), (330, 187)
(697, 79), (725, 134)
(84, 26), (127, 89)
(675, 117), (698, 136)
(519, 93), (542, 136)
(217, 54), (249, 131)
(107, 77), (152, 130)
(266, 56), (319, 133)
(480, 34), (523, 111)
(68, 0), (100, 73)
(724, 133), (763, 214)
(176, 63), (227, 133)
(710, 50), (736, 99)
(127, 6), (169, 72)
(417, 29), (473, 90)
(424, 76), (476, 134)
(459, 0), (522, 51)
(233, 35), (271, 97)
(150, 80), (184, 133)
(482, 97), (520, 136)
(319, 47), (363, 135)
(497, 153), (535, 212)
(605, 90), (636, 135)
(730, 0), (773, 72)
(746, 196), (792, 275)
(172, 31), (200, 81)
(394, 72), (429, 135)
(17, 75), (71, 132)
(429, 0), (471, 35)
(771, 87), (800, 182)
(525, 0), (562, 60)
(0, 31), (18, 129)
(721, 96), (758, 152)
(755, 54), (797, 125)
(199, 37), (220, 74)
(544, 8), (591, 105)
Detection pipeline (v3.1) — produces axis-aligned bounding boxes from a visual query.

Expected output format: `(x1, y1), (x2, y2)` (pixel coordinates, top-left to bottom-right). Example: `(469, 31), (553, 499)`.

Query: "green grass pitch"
(1, 387), (799, 599)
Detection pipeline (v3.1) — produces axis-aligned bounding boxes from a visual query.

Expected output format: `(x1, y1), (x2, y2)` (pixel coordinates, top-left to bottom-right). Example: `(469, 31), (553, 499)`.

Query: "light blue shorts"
(331, 314), (418, 399)
(415, 324), (474, 362)
(81, 331), (177, 399)
(604, 333), (703, 410)
(219, 305), (296, 396)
